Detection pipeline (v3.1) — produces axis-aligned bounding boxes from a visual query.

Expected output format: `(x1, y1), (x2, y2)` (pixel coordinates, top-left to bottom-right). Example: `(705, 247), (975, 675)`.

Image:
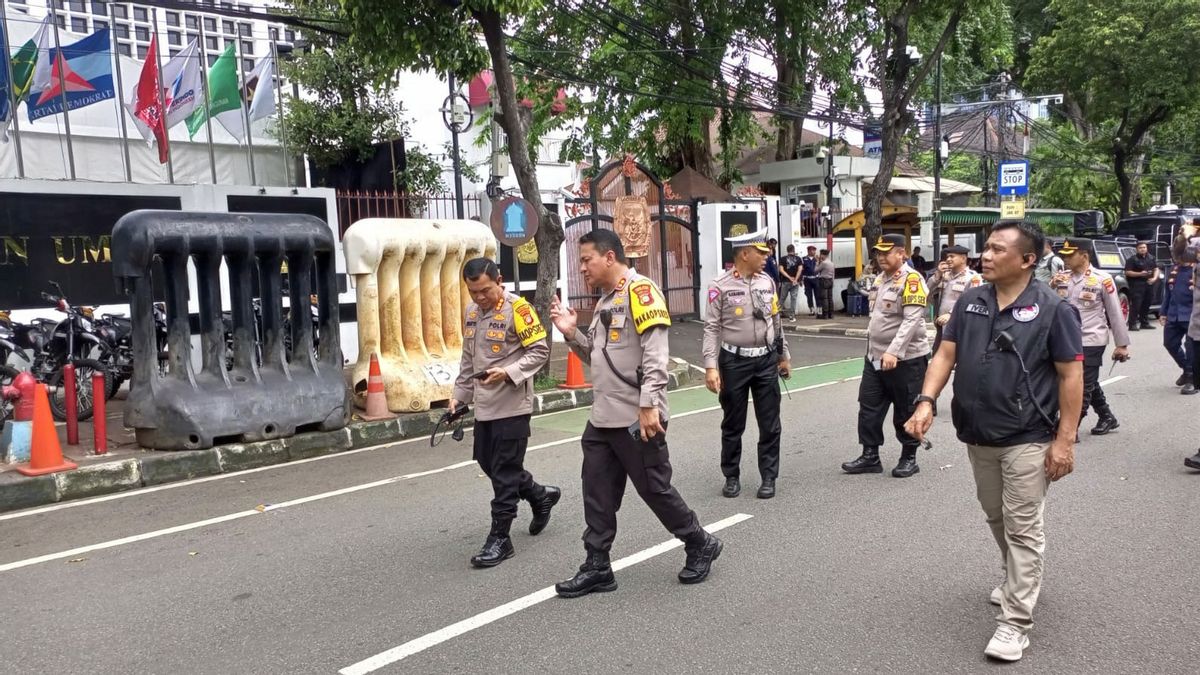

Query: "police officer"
(906, 220), (1083, 662)
(451, 258), (562, 568)
(1050, 240), (1130, 436)
(816, 249), (836, 319)
(928, 244), (983, 350)
(841, 233), (930, 478)
(702, 230), (791, 499)
(1171, 219), (1200, 469)
(549, 229), (721, 597)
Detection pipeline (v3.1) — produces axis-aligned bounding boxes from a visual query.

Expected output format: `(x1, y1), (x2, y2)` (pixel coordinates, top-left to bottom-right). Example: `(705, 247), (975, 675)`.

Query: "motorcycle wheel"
(47, 359), (109, 422)
(0, 364), (18, 426)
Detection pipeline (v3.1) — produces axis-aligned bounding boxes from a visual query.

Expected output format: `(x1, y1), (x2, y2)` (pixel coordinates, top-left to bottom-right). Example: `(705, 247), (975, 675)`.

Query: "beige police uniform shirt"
(817, 259), (835, 280)
(867, 264), (931, 361)
(1050, 267), (1130, 349)
(701, 269), (791, 369)
(928, 266), (984, 316)
(452, 292), (550, 422)
(568, 269), (672, 428)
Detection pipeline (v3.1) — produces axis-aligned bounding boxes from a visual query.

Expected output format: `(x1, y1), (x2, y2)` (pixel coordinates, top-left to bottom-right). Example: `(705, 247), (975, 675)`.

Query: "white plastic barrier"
(342, 218), (497, 412)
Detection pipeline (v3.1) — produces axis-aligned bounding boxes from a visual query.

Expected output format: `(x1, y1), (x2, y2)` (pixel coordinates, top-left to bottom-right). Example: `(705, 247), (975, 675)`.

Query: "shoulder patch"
(630, 280), (672, 334)
(902, 272), (928, 307)
(969, 275), (982, 287)
(708, 287), (720, 304)
(1103, 277), (1115, 294)
(511, 298), (548, 347)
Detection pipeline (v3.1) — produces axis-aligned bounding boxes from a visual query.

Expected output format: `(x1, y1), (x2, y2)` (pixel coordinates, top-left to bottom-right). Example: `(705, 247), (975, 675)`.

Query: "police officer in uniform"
(549, 229), (721, 597)
(1170, 220), (1200, 469)
(841, 234), (931, 478)
(1050, 240), (1131, 436)
(702, 230), (791, 499)
(906, 220), (1083, 661)
(928, 244), (983, 350)
(451, 258), (562, 568)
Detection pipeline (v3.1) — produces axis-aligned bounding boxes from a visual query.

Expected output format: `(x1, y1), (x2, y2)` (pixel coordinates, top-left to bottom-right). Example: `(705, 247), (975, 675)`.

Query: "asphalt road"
(2, 330), (1198, 674)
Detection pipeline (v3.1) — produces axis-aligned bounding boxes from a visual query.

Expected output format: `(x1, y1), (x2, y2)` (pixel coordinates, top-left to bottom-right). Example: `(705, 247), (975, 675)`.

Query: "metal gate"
(562, 159), (701, 321)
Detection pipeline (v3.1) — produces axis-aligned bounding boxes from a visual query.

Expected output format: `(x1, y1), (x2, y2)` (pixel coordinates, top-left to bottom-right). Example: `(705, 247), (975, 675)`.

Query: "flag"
(126, 38), (202, 156)
(219, 52), (275, 143)
(27, 28), (115, 122)
(0, 18), (12, 142)
(11, 15), (51, 102)
(128, 34), (167, 163)
(186, 43), (239, 138)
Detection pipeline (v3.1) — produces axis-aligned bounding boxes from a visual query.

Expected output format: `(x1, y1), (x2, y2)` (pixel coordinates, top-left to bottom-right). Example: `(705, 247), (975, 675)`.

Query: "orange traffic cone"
(358, 352), (394, 421)
(558, 350), (592, 390)
(16, 384), (78, 477)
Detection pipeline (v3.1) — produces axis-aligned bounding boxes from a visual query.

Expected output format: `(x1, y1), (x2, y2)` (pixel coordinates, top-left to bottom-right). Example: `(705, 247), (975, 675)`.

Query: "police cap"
(873, 233), (906, 252)
(724, 229), (771, 253)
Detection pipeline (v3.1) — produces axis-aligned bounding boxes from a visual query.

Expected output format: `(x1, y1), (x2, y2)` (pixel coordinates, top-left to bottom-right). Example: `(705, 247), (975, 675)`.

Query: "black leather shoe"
(469, 534), (514, 568)
(1091, 413), (1120, 435)
(1183, 384), (1197, 395)
(1140, 323), (1155, 330)
(722, 476), (741, 498)
(892, 456), (920, 478)
(556, 550), (617, 598)
(756, 478), (775, 499)
(1177, 373), (1190, 386)
(528, 486), (561, 536)
(1129, 325), (1141, 332)
(1185, 452), (1200, 471)
(841, 448), (883, 474)
(678, 533), (723, 584)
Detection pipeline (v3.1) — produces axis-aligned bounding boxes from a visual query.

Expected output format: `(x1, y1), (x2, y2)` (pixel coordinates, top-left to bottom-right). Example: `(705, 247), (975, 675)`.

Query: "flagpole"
(47, 6), (76, 180)
(269, 35), (289, 187)
(234, 33), (255, 184)
(0, 0), (25, 177)
(150, 9), (173, 184)
(109, 34), (132, 182)
(195, 22), (217, 183)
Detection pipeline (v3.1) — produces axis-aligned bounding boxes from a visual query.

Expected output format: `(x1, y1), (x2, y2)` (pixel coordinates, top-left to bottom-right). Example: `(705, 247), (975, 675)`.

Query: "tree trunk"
(1113, 143), (1134, 218)
(475, 8), (564, 338)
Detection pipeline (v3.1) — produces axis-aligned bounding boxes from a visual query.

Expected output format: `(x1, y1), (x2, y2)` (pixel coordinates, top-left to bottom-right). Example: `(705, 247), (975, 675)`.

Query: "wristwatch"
(913, 394), (937, 414)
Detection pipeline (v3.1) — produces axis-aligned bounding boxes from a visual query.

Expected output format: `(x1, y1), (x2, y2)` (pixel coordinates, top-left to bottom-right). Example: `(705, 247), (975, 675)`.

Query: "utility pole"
(932, 55), (942, 262)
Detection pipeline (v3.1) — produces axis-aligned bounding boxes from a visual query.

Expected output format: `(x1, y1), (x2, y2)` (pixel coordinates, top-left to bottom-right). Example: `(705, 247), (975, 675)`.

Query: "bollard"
(92, 371), (107, 455)
(63, 362), (79, 446)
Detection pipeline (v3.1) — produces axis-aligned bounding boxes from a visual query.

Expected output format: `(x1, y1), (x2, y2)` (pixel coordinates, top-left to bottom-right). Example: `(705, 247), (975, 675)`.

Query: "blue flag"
(0, 19), (12, 141)
(27, 28), (114, 123)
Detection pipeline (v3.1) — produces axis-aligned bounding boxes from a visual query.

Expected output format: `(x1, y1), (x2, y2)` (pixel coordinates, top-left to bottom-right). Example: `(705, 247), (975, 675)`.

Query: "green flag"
(11, 16), (50, 102)
(187, 43), (240, 138)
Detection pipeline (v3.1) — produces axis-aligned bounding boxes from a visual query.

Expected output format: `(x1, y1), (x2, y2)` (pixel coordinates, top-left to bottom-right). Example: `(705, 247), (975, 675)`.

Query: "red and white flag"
(128, 35), (168, 163)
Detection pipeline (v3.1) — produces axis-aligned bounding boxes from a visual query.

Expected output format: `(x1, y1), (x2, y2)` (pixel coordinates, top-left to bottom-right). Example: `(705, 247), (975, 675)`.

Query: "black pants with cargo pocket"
(856, 355), (928, 453)
(473, 414), (543, 527)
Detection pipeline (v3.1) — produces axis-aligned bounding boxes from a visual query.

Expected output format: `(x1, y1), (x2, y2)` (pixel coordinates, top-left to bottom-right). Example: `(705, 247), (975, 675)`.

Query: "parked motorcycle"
(95, 302), (169, 398)
(0, 310), (33, 424)
(33, 283), (112, 421)
(222, 296), (321, 371)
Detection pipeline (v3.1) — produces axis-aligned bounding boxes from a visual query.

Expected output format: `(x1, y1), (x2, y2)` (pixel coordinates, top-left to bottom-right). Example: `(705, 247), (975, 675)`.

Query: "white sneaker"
(989, 586), (1003, 606)
(984, 624), (1029, 661)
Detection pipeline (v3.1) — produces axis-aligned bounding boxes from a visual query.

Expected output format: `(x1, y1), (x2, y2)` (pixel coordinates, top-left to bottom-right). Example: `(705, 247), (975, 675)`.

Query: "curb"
(0, 361), (697, 514)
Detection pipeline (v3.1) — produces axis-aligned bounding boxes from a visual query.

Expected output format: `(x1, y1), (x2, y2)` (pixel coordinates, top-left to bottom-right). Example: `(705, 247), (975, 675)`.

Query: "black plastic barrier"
(112, 210), (348, 450)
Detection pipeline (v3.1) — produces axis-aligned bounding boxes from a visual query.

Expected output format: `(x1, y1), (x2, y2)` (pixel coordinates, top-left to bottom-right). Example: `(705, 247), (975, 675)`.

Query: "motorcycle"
(33, 282), (111, 421)
(0, 310), (33, 424)
(95, 302), (169, 398)
(222, 296), (321, 371)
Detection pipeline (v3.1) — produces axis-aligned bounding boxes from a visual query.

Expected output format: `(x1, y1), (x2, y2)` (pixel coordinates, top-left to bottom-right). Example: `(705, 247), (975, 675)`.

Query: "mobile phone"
(627, 421), (642, 441)
(471, 371), (489, 380)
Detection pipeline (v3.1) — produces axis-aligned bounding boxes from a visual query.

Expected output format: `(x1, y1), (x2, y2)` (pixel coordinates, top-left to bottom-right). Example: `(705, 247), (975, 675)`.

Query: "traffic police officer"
(451, 258), (561, 568)
(1051, 239), (1130, 436)
(702, 229), (791, 499)
(842, 233), (931, 478)
(549, 229), (721, 597)
(928, 244), (983, 350)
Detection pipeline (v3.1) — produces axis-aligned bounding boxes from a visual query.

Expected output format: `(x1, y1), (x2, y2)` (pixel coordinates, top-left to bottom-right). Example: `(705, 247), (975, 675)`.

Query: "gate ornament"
(614, 195), (651, 258)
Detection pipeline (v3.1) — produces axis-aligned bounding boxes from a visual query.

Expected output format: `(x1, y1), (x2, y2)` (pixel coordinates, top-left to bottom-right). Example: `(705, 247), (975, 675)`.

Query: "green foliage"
(1027, 123), (1123, 223)
(910, 149), (982, 189)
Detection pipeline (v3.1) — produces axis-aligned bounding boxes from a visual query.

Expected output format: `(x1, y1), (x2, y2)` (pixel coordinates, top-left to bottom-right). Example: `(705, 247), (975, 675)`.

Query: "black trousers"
(803, 278), (819, 311)
(857, 355), (927, 453)
(1163, 320), (1193, 375)
(581, 422), (704, 552)
(1193, 339), (1200, 389)
(473, 415), (542, 526)
(718, 350), (781, 480)
(1127, 283), (1150, 327)
(1081, 346), (1111, 419)
(819, 281), (834, 318)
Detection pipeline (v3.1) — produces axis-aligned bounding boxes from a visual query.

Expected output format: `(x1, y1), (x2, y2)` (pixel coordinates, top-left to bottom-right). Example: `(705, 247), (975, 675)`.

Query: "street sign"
(489, 196), (539, 247)
(1000, 199), (1026, 220)
(998, 160), (1029, 197)
(864, 124), (882, 158)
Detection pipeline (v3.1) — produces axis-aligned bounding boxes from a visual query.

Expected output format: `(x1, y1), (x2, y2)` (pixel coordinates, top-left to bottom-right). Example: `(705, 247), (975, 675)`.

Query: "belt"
(721, 343), (772, 358)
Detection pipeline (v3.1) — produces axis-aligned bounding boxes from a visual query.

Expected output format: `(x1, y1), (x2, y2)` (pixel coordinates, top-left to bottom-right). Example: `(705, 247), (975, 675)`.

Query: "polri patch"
(708, 288), (720, 303)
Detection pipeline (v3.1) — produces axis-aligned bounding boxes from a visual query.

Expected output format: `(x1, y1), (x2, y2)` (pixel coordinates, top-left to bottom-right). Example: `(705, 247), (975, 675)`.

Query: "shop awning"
(832, 204), (920, 235)
(940, 207), (1079, 228)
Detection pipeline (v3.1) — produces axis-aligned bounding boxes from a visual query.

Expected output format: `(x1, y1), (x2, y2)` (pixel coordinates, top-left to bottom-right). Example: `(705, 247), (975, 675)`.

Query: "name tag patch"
(965, 303), (989, 316)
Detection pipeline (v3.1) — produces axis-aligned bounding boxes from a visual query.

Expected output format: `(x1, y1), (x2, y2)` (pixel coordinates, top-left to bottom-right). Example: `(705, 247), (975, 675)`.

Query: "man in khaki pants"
(905, 221), (1083, 662)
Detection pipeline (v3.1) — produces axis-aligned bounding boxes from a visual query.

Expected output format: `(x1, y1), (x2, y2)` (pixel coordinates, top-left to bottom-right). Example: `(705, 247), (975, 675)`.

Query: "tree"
(1026, 0), (1200, 216)
(339, 0), (565, 329)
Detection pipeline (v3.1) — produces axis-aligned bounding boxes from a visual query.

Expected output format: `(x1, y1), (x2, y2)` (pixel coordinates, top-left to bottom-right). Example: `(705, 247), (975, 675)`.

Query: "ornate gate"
(562, 158), (701, 321)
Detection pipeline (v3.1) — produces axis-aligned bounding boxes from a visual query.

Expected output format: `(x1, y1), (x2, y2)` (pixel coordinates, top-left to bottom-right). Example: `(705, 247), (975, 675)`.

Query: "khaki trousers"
(967, 441), (1051, 633)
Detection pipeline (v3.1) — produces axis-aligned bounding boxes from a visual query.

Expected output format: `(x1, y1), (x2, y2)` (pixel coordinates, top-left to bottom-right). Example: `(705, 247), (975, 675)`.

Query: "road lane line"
(338, 513), (755, 675)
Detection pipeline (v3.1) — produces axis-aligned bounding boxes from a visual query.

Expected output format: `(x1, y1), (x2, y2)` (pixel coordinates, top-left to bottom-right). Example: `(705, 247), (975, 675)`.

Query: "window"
(238, 23), (251, 37)
(135, 26), (149, 41)
(269, 27), (278, 40)
(170, 49), (181, 57)
(55, 15), (65, 30)
(204, 17), (216, 32)
(166, 11), (179, 27)
(114, 24), (128, 39)
(242, 58), (254, 72)
(137, 44), (148, 59)
(224, 38), (234, 48)
(241, 40), (253, 54)
(91, 1), (107, 15)
(168, 31), (181, 46)
(186, 15), (198, 30)
(70, 17), (87, 33)
(187, 31), (198, 43)
(284, 30), (296, 43)
(208, 53), (218, 67)
(69, 0), (85, 11)
(222, 20), (234, 34)
(118, 42), (131, 56)
(133, 7), (147, 22)
(205, 36), (218, 50)
(94, 20), (108, 31)
(112, 4), (127, 19)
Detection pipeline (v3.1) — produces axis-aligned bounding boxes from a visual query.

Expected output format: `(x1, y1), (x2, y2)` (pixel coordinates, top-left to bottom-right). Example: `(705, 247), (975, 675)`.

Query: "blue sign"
(503, 202), (527, 237)
(998, 160), (1030, 197)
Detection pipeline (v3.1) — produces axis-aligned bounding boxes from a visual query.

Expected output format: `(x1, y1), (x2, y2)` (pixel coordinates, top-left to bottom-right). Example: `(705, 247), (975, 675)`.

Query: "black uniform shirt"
(942, 277), (1083, 447)
(1124, 253), (1155, 287)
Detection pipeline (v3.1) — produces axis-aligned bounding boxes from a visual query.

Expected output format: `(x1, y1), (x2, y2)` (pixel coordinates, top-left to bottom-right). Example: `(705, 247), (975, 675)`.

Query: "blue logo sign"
(503, 202), (527, 237)
(998, 160), (1030, 197)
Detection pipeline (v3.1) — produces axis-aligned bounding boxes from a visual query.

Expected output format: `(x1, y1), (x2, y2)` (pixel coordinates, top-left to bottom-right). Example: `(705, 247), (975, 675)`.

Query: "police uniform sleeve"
(568, 324), (593, 366)
(452, 305), (477, 404)
(887, 272), (928, 357)
(631, 280), (672, 410)
(504, 299), (551, 385)
(1049, 302), (1084, 363)
(1099, 276), (1131, 347)
(702, 282), (722, 368)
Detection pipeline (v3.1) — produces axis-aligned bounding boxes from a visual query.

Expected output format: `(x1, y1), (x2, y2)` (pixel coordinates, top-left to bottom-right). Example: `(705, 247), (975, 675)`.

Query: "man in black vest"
(904, 220), (1083, 663)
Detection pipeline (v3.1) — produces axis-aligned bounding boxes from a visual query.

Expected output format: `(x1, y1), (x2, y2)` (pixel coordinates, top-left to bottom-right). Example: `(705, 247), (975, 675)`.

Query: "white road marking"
(338, 513), (754, 675)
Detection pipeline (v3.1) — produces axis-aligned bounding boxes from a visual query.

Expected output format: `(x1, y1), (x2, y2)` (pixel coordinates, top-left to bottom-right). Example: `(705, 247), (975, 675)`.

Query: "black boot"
(841, 446), (883, 474)
(470, 521), (514, 568)
(756, 478), (776, 499)
(892, 448), (920, 478)
(527, 486), (562, 536)
(555, 549), (618, 598)
(722, 476), (741, 498)
(1186, 451), (1200, 471)
(1091, 409), (1120, 435)
(678, 533), (723, 584)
